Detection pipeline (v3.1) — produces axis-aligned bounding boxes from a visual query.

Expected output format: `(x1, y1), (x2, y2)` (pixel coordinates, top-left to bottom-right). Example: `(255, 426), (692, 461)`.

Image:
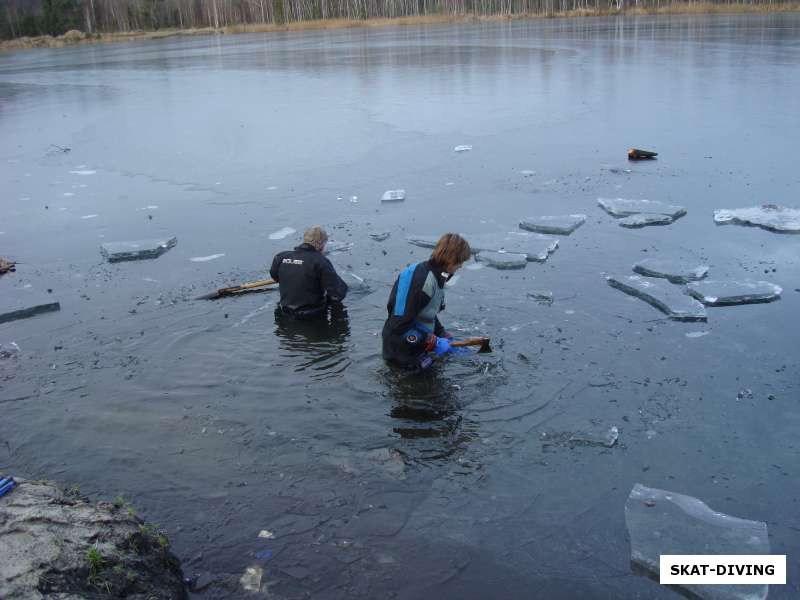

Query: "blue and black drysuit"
(382, 260), (448, 369)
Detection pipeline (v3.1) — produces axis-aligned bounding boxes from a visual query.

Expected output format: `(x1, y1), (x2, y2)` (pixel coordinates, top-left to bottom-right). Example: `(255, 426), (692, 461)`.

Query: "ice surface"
(369, 232), (391, 242)
(408, 232), (558, 262)
(268, 227), (296, 240)
(625, 483), (769, 600)
(381, 189), (406, 202)
(633, 259), (710, 284)
(598, 198), (686, 219)
(519, 214), (586, 235)
(100, 237), (177, 262)
(607, 275), (707, 321)
(454, 145), (472, 152)
(475, 250), (528, 269)
(714, 205), (800, 233)
(0, 298), (61, 324)
(686, 280), (782, 306)
(618, 213), (674, 228)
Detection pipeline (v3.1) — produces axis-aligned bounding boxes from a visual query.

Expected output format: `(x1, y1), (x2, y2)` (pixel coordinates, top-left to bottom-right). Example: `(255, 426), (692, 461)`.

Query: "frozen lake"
(2, 13), (799, 598)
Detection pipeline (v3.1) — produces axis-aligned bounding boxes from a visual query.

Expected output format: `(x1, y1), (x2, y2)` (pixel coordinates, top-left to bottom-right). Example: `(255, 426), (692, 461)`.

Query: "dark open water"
(1, 13), (799, 598)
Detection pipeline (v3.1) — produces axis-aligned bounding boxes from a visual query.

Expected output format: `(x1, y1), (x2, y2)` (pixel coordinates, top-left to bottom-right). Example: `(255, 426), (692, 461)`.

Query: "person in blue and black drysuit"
(382, 233), (471, 371)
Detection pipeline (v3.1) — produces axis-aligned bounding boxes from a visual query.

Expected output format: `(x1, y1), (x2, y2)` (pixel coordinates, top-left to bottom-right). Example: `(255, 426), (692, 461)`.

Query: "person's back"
(269, 226), (347, 319)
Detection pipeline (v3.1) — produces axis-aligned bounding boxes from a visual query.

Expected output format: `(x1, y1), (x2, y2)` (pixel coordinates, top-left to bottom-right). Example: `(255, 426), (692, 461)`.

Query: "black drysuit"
(382, 260), (447, 369)
(269, 243), (348, 318)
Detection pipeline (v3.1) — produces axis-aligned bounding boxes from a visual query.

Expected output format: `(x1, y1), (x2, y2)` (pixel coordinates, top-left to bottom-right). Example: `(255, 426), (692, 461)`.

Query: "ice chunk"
(625, 483), (769, 600)
(519, 214), (586, 236)
(476, 251), (527, 269)
(713, 205), (800, 234)
(408, 232), (558, 262)
(190, 253), (225, 262)
(69, 169), (96, 175)
(633, 259), (710, 284)
(520, 170), (536, 176)
(101, 237), (177, 262)
(686, 280), (782, 306)
(268, 227), (296, 240)
(323, 240), (353, 255)
(598, 198), (686, 219)
(0, 298), (61, 324)
(454, 145), (472, 152)
(369, 232), (391, 242)
(80, 214), (98, 220)
(618, 213), (674, 228)
(340, 271), (370, 293)
(607, 275), (707, 321)
(381, 190), (405, 202)
(569, 425), (619, 447)
(686, 330), (710, 338)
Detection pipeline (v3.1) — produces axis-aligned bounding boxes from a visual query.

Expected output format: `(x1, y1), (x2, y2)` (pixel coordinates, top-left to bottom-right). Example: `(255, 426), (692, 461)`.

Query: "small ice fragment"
(63, 192), (75, 197)
(569, 425), (619, 447)
(369, 232), (390, 242)
(520, 170), (536, 176)
(69, 170), (96, 175)
(269, 227), (296, 240)
(267, 186), (278, 190)
(454, 145), (472, 152)
(215, 181), (221, 185)
(445, 182), (455, 186)
(598, 198), (686, 220)
(190, 253), (225, 262)
(686, 280), (782, 306)
(618, 213), (674, 228)
(240, 566), (263, 592)
(138, 205), (159, 210)
(101, 237), (177, 262)
(519, 215), (586, 236)
(258, 530), (275, 539)
(80, 214), (98, 219)
(349, 196), (358, 203)
(527, 290), (553, 304)
(381, 189), (405, 202)
(685, 331), (709, 338)
(476, 250), (527, 270)
(633, 259), (709, 284)
(565, 309), (575, 315)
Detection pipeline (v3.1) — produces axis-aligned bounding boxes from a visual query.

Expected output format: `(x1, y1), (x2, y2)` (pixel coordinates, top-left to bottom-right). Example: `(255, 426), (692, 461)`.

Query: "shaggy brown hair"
(430, 233), (471, 269)
(303, 226), (328, 251)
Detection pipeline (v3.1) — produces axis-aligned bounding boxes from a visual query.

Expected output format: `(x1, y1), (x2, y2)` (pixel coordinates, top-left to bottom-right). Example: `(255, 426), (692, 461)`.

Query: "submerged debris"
(686, 280), (782, 306)
(476, 250), (528, 269)
(633, 258), (709, 284)
(598, 198), (686, 220)
(618, 213), (674, 228)
(713, 205), (800, 234)
(0, 298), (61, 325)
(381, 190), (406, 202)
(628, 148), (658, 160)
(101, 237), (177, 262)
(607, 275), (707, 321)
(408, 232), (558, 262)
(519, 214), (586, 235)
(625, 483), (769, 600)
(0, 257), (16, 275)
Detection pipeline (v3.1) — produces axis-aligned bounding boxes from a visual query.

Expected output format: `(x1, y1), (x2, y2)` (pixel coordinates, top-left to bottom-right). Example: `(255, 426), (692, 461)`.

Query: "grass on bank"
(2, 3), (799, 51)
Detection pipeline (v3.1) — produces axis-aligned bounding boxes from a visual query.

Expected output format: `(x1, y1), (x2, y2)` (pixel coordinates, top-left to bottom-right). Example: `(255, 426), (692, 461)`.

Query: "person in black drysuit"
(382, 233), (471, 371)
(269, 226), (348, 319)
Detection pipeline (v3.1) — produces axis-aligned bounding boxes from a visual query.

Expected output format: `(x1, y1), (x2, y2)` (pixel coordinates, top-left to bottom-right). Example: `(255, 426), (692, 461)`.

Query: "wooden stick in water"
(196, 278), (277, 300)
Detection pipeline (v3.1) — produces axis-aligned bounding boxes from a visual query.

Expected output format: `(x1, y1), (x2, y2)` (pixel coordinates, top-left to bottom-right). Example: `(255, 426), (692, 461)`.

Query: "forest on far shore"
(1, 0), (796, 40)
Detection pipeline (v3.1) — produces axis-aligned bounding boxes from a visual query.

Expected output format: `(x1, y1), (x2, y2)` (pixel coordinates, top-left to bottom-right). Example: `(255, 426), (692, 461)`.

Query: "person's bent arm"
(269, 254), (281, 282)
(321, 259), (348, 303)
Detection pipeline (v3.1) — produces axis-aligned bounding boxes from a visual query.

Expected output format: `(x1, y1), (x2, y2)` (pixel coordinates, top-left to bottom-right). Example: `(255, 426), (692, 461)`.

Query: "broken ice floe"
(618, 214), (674, 228)
(607, 275), (707, 321)
(476, 251), (528, 269)
(685, 331), (710, 338)
(598, 198), (686, 220)
(190, 254), (225, 263)
(268, 227), (296, 240)
(519, 214), (586, 236)
(408, 232), (558, 262)
(540, 425), (618, 448)
(137, 205), (159, 211)
(454, 145), (472, 152)
(633, 259), (709, 284)
(63, 192), (74, 197)
(381, 190), (405, 202)
(80, 214), (98, 220)
(0, 298), (61, 325)
(686, 280), (782, 306)
(323, 240), (353, 255)
(369, 232), (391, 242)
(625, 483), (769, 600)
(520, 170), (536, 176)
(713, 204), (800, 234)
(100, 237), (177, 263)
(69, 170), (96, 175)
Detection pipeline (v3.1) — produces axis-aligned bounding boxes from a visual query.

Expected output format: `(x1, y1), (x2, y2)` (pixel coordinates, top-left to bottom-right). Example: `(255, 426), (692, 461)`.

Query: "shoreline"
(1, 3), (798, 52)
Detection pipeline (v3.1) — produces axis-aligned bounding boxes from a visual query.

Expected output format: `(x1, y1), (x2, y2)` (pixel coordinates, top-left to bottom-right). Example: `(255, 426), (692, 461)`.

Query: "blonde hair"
(430, 233), (471, 268)
(303, 226), (328, 251)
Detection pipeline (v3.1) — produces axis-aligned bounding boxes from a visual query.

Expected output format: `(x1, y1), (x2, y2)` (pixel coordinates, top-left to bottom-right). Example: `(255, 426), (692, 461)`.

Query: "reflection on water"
(272, 304), (352, 380)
